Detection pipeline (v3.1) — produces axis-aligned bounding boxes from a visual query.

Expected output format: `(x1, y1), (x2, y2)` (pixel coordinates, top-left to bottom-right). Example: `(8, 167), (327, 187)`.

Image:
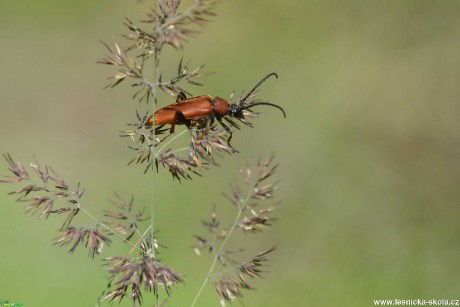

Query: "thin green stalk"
(128, 225), (153, 256)
(156, 129), (189, 155)
(150, 46), (161, 257)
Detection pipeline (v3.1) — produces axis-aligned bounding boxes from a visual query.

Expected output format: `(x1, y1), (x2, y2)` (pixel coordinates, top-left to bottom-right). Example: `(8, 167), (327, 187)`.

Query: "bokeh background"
(1, 0), (460, 306)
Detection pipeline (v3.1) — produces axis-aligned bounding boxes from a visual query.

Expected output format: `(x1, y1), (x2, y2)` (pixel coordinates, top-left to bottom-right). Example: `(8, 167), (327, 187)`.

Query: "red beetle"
(147, 73), (285, 145)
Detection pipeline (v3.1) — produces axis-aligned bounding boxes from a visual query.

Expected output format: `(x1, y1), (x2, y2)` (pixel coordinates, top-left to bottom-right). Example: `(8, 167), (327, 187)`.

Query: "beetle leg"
(176, 91), (187, 102)
(176, 111), (191, 129)
(198, 118), (212, 140)
(154, 124), (166, 134)
(151, 124), (173, 145)
(217, 116), (235, 151)
(169, 111), (191, 134)
(156, 132), (172, 145)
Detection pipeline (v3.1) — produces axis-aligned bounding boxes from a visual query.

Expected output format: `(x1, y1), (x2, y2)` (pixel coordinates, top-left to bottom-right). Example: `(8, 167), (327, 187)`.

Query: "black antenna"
(239, 72), (278, 104)
(241, 101), (286, 118)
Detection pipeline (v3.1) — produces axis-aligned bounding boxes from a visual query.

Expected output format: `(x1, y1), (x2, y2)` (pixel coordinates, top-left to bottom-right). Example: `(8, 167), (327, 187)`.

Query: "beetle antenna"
(241, 102), (286, 118)
(240, 72), (278, 104)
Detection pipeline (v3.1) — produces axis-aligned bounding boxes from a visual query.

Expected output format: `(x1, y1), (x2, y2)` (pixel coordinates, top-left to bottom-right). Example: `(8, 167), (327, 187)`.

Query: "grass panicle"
(191, 157), (280, 306)
(1, 1), (282, 306)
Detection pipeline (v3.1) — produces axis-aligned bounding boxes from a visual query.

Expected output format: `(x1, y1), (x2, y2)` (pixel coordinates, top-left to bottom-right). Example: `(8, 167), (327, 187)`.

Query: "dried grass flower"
(1, 154), (84, 229)
(54, 226), (112, 258)
(101, 256), (184, 305)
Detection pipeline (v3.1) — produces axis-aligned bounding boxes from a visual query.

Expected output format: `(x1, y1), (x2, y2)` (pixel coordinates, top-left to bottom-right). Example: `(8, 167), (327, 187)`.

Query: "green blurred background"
(1, 0), (460, 306)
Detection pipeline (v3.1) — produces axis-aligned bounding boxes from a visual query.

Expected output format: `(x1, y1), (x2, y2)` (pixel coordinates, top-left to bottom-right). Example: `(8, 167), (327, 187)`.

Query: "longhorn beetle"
(147, 72), (286, 147)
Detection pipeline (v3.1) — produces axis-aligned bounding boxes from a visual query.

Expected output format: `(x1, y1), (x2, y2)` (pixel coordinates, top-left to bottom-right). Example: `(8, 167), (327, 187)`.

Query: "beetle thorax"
(213, 97), (230, 117)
